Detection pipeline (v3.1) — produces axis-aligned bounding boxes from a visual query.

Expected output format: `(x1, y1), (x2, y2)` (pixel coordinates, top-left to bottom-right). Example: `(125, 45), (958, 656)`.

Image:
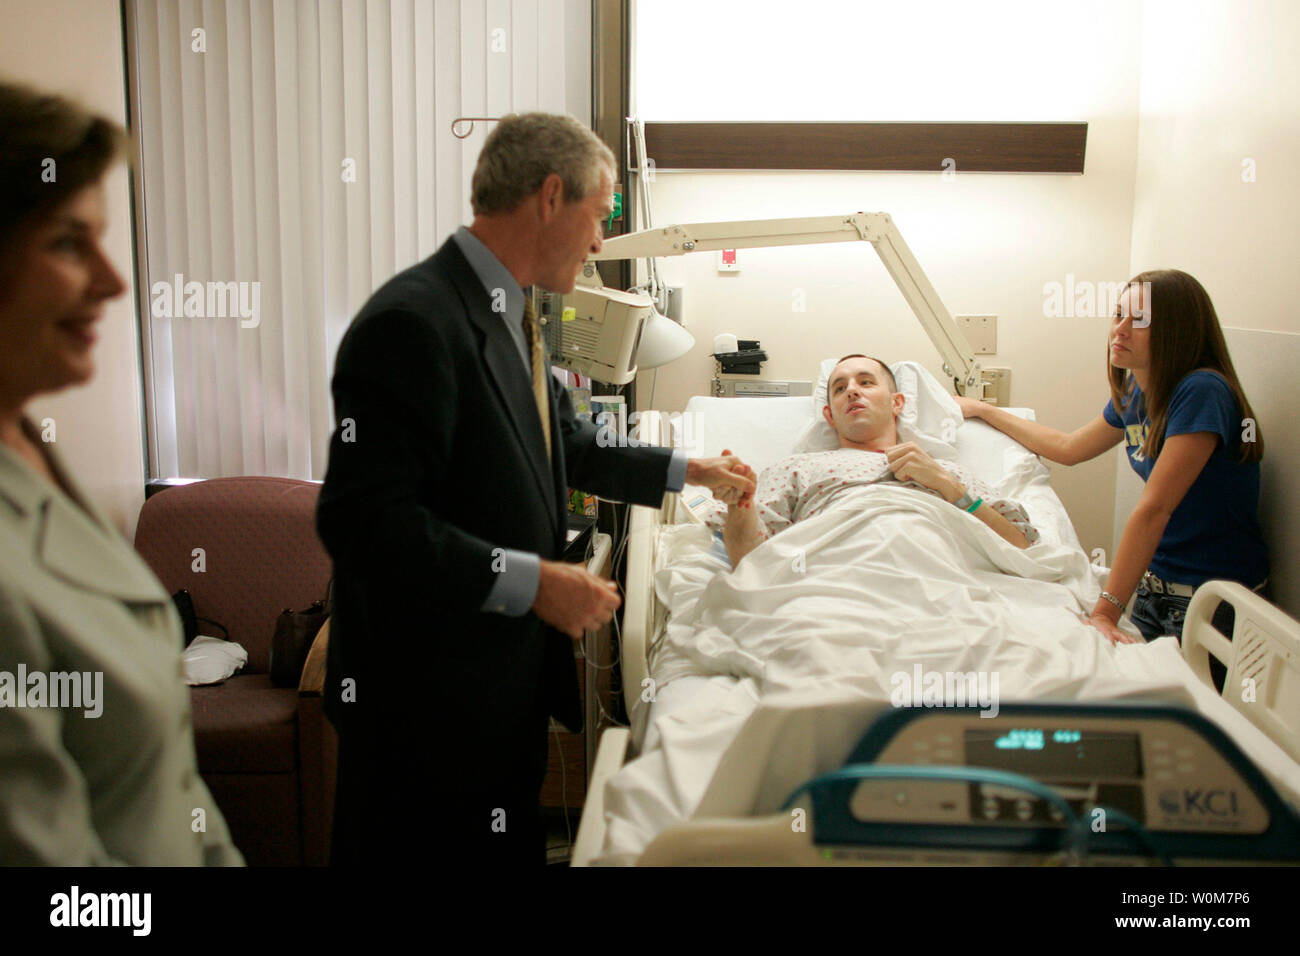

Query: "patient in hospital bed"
(644, 351), (1164, 701)
(705, 354), (1039, 566)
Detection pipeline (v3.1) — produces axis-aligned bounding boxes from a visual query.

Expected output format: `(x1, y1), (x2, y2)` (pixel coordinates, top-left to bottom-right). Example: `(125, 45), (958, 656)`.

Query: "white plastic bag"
(181, 636), (248, 686)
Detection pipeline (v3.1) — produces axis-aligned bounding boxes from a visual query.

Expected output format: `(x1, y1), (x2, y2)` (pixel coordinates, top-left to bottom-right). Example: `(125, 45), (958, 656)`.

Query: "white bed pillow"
(955, 411), (1083, 551)
(673, 395), (814, 475)
(958, 411), (1050, 495)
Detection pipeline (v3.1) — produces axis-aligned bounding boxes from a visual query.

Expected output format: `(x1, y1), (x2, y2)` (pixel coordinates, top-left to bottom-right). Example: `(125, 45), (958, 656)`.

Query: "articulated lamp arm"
(581, 213), (983, 395)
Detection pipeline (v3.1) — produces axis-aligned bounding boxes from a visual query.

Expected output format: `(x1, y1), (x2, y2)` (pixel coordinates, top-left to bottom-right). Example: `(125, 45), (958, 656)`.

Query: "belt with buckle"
(1141, 571), (1195, 598)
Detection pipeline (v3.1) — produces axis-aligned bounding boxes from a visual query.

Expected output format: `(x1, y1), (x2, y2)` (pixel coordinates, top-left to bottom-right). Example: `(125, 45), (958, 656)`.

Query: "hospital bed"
(571, 361), (1300, 866)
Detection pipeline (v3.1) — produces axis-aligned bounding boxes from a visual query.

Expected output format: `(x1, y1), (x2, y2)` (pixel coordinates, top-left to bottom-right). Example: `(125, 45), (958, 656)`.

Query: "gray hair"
(470, 112), (615, 215)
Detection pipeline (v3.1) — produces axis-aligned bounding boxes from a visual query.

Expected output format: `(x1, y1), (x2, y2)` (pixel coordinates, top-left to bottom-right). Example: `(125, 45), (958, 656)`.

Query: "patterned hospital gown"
(702, 448), (1040, 545)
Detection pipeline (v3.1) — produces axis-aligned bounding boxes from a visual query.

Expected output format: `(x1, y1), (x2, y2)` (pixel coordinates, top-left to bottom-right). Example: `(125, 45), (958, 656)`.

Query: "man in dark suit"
(317, 113), (753, 865)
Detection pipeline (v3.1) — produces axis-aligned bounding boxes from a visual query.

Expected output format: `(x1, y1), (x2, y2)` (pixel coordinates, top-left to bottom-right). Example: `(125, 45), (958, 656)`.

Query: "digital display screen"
(964, 727), (1142, 778)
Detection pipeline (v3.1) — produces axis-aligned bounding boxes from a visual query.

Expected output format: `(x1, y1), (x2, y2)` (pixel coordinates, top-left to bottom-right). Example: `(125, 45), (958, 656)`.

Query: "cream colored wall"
(1118, 0), (1300, 613)
(1128, 0), (1300, 337)
(1, 0), (146, 537)
(631, 0), (1143, 559)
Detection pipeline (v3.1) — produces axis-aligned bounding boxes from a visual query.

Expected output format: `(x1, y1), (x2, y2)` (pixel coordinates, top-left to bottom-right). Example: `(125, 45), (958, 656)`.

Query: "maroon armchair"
(134, 477), (336, 866)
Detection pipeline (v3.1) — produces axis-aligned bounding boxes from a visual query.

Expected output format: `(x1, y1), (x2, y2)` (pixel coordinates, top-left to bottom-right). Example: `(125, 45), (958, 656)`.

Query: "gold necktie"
(522, 298), (552, 457)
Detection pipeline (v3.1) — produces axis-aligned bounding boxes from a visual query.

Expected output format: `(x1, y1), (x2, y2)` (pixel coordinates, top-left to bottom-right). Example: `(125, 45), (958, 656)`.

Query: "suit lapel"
(434, 241), (560, 538)
(0, 439), (166, 605)
(36, 497), (167, 603)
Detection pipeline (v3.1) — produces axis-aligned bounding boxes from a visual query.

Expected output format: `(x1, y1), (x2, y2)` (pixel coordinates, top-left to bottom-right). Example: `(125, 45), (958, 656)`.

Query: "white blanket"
(596, 485), (1300, 864)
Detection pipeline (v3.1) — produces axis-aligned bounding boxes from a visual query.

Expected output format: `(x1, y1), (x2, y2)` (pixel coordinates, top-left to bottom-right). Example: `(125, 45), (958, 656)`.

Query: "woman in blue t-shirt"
(956, 269), (1268, 647)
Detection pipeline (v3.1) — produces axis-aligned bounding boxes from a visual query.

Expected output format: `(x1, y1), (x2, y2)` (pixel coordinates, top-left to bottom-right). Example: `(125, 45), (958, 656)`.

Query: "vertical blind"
(127, 0), (591, 479)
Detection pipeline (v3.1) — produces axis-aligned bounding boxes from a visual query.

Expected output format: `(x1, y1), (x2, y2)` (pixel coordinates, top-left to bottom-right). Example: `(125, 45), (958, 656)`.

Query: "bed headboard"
(1113, 328), (1299, 617)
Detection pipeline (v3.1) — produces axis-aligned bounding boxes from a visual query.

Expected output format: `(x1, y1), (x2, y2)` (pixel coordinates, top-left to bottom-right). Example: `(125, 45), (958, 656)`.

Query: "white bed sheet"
(638, 675), (748, 754)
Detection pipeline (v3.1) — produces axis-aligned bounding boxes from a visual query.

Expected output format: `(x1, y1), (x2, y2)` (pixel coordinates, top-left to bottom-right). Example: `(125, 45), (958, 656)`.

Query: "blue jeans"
(1129, 581), (1271, 692)
(1129, 587), (1207, 642)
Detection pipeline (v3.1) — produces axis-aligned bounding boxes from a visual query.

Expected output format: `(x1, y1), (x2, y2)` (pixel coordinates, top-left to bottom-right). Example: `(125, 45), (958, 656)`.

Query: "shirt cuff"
(481, 549), (541, 616)
(665, 449), (688, 493)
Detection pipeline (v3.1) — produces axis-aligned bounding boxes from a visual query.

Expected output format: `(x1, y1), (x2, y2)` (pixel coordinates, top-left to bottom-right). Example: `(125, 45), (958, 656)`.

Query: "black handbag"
(269, 601), (329, 688)
(172, 589), (199, 647)
(171, 589), (229, 649)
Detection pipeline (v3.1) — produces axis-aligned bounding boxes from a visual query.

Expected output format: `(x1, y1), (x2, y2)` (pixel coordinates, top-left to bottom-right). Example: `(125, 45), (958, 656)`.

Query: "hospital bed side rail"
(571, 409), (672, 867)
(1183, 579), (1300, 764)
(619, 409), (677, 746)
(570, 728), (630, 866)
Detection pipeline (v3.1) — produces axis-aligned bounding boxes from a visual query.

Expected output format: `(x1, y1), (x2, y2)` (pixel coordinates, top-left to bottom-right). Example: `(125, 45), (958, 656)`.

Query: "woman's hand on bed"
(695, 450), (757, 508)
(954, 396), (986, 420)
(1087, 611), (1141, 645)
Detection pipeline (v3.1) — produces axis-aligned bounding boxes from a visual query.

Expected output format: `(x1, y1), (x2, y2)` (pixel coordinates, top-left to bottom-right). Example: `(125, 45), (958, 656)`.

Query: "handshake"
(712, 448), (756, 509)
(532, 451), (757, 639)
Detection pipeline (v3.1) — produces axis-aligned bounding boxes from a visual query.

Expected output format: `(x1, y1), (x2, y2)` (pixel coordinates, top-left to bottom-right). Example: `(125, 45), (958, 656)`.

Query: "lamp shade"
(636, 310), (695, 369)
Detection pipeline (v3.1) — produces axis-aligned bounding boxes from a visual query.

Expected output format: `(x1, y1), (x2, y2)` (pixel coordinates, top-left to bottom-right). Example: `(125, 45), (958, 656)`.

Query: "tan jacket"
(0, 420), (241, 865)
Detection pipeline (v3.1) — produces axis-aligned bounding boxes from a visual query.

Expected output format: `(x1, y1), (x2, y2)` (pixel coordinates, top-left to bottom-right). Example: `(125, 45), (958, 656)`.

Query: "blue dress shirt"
(452, 227), (688, 616)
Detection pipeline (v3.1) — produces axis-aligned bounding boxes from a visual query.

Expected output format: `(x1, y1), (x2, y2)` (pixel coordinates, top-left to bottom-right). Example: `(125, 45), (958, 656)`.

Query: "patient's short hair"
(830, 354), (896, 393)
(470, 112), (616, 215)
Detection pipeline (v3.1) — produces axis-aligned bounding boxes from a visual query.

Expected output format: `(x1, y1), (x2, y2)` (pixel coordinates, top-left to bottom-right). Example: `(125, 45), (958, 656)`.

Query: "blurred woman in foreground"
(0, 80), (240, 865)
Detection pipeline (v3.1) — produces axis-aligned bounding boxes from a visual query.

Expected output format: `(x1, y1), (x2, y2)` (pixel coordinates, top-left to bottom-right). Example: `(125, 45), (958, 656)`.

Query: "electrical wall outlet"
(717, 249), (740, 273)
(664, 286), (685, 325)
(956, 314), (997, 355)
(980, 367), (1011, 406)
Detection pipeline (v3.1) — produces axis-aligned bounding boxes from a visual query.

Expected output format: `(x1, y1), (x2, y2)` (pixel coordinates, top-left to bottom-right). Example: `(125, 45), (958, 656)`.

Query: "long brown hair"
(1108, 270), (1262, 463)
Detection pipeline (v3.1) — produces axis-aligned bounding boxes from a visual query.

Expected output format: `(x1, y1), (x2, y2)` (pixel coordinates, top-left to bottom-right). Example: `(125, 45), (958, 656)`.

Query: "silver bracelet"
(1098, 590), (1126, 613)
